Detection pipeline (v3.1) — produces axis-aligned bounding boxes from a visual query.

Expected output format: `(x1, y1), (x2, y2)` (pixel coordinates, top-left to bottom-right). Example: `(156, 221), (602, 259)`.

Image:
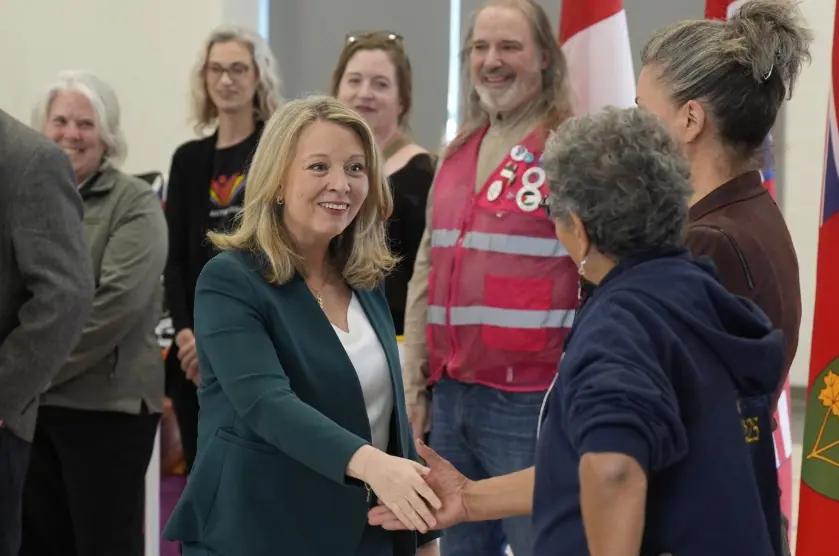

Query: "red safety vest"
(427, 125), (578, 391)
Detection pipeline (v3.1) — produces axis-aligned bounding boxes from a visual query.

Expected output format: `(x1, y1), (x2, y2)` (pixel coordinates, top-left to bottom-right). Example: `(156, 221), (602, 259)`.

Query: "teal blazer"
(163, 250), (439, 555)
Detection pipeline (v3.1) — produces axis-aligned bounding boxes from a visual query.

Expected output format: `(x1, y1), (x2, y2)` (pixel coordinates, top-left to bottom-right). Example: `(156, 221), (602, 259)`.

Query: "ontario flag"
(796, 2), (839, 553)
(558, 0), (634, 115)
(706, 0), (794, 531)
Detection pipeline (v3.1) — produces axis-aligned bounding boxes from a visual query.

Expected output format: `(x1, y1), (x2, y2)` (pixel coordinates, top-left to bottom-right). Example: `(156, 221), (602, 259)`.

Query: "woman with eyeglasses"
(331, 31), (434, 335)
(163, 26), (281, 472)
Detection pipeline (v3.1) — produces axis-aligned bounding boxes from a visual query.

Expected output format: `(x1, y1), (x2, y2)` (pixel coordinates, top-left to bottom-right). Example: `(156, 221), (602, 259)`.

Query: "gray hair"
(544, 107), (692, 260)
(191, 25), (282, 135)
(31, 70), (127, 166)
(448, 0), (572, 154)
(641, 0), (811, 159)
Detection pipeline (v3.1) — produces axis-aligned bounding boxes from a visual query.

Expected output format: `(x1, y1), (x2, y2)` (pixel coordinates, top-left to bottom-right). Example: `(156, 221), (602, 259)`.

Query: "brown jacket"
(686, 171), (801, 393)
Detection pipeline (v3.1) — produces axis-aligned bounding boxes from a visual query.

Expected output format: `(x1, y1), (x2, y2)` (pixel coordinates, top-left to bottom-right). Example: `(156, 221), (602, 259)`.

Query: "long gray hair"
(448, 0), (572, 155)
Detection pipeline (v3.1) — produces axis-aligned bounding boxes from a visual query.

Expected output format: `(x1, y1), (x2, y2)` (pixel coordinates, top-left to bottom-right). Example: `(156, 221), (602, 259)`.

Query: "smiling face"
(43, 89), (107, 185)
(337, 48), (402, 136)
(280, 119), (370, 247)
(204, 40), (259, 117)
(469, 5), (545, 115)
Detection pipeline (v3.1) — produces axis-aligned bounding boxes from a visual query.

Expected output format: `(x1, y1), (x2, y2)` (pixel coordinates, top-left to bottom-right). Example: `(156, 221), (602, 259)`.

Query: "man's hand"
(368, 439), (471, 530)
(408, 398), (429, 441)
(347, 444), (441, 533)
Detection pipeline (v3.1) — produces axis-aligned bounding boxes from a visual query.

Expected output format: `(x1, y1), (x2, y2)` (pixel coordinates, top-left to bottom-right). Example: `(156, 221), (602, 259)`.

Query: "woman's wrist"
(346, 443), (376, 482)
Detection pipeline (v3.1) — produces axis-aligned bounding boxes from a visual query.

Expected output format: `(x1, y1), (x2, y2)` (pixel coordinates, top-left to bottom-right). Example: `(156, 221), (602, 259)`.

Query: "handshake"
(348, 438), (473, 535)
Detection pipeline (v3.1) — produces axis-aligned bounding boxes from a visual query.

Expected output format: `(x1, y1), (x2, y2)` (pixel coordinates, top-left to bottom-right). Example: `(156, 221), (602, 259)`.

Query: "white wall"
(0, 0), (260, 177)
(782, 0), (836, 387)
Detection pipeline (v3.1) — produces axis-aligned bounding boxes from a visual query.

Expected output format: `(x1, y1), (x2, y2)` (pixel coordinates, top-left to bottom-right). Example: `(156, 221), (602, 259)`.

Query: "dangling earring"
(276, 198), (285, 207)
(577, 256), (588, 304)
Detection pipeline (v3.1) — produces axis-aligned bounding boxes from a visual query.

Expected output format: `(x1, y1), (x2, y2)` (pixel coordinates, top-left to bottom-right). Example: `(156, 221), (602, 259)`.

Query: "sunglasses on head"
(345, 30), (404, 46)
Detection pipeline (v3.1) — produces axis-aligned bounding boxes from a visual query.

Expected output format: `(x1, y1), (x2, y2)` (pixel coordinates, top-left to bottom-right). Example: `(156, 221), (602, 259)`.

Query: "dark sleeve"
(195, 256), (368, 484)
(686, 224), (753, 299)
(561, 295), (688, 472)
(0, 144), (94, 416)
(400, 157), (433, 277)
(163, 147), (193, 333)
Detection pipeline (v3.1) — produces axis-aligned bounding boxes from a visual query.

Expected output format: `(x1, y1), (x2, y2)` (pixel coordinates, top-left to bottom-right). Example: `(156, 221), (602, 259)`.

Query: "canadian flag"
(558, 0), (635, 115)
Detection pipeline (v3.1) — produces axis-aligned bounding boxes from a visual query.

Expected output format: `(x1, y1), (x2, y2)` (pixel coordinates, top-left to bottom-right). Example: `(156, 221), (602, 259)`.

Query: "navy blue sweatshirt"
(532, 249), (784, 555)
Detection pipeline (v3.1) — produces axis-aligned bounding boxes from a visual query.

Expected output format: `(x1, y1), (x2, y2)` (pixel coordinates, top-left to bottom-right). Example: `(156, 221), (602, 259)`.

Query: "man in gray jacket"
(0, 109), (94, 556)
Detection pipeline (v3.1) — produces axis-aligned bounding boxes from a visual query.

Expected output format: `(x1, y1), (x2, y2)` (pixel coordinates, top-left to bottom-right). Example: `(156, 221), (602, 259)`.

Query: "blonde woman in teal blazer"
(164, 96), (441, 555)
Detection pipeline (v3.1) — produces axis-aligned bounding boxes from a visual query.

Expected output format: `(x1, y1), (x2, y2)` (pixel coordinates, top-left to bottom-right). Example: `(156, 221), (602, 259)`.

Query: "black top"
(163, 126), (261, 334)
(385, 153), (434, 335)
(206, 131), (260, 259)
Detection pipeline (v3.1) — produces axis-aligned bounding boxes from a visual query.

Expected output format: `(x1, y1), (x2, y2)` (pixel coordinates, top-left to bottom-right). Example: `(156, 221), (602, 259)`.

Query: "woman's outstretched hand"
(368, 439), (471, 531)
(347, 444), (442, 533)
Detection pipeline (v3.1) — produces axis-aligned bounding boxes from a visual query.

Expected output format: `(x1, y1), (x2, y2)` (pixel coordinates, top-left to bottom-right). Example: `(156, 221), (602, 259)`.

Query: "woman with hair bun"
(637, 0), (811, 391)
(637, 0), (811, 552)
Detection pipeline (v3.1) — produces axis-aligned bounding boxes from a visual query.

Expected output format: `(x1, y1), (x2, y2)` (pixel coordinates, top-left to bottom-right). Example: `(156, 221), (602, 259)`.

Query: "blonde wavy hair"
(190, 26), (282, 135)
(209, 96), (396, 288)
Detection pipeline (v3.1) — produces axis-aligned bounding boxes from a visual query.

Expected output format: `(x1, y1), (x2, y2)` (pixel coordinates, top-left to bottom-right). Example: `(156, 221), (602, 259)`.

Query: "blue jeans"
(430, 377), (544, 556)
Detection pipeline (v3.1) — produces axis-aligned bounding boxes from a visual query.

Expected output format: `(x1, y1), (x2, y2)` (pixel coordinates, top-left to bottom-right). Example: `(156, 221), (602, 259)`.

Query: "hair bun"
(727, 0), (812, 93)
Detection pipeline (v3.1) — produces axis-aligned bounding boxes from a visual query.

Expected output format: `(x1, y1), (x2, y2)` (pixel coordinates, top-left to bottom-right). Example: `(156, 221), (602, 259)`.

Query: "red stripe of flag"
(559, 0), (624, 44)
(705, 0), (732, 19)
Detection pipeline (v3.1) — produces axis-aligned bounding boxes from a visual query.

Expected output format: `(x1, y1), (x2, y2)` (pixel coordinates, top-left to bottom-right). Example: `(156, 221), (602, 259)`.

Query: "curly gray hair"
(544, 107), (692, 259)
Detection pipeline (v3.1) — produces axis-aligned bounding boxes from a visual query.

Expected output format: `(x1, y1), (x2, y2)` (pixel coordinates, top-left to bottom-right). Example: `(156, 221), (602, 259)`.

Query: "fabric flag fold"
(558, 0), (634, 115)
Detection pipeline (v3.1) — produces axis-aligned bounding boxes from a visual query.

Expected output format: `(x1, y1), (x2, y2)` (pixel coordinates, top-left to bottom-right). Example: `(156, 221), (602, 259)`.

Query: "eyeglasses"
(204, 62), (252, 80)
(345, 30), (404, 47)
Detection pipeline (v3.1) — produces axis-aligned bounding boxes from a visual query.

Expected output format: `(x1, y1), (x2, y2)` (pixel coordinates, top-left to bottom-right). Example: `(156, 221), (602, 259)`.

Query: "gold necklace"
(307, 273), (328, 310)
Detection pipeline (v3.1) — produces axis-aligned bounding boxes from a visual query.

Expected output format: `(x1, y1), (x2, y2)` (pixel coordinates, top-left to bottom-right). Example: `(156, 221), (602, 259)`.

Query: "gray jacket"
(0, 110), (94, 442)
(41, 166), (168, 414)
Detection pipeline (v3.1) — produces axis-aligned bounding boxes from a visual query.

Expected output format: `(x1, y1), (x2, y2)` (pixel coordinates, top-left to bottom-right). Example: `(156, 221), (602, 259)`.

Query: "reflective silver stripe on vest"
(427, 305), (575, 329)
(427, 306), (447, 326)
(430, 229), (567, 258)
(431, 229), (460, 248)
(463, 231), (566, 257)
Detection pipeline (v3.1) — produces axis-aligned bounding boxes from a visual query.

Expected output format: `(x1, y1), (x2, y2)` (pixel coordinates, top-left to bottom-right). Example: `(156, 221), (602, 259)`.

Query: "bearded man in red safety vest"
(401, 1), (578, 554)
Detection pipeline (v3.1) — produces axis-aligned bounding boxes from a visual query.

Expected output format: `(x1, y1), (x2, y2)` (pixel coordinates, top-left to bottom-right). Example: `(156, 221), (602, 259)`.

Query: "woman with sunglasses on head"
(163, 26), (281, 472)
(332, 31), (434, 335)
